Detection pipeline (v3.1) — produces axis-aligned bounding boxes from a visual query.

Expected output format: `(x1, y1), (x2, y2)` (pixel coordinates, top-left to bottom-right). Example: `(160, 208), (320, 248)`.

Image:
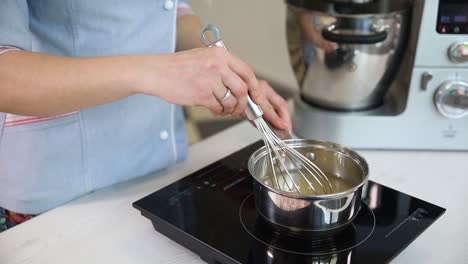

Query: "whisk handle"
(199, 24), (264, 120)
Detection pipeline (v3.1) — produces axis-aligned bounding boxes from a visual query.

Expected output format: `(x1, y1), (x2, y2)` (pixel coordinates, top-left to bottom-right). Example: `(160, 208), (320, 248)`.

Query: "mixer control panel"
(434, 80), (468, 119)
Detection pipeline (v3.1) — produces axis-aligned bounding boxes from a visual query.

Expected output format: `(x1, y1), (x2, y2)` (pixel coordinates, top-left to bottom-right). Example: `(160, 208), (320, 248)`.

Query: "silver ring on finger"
(220, 89), (232, 102)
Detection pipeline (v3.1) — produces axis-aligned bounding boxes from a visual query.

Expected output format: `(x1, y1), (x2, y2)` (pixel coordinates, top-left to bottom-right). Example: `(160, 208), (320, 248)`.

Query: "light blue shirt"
(0, 0), (188, 214)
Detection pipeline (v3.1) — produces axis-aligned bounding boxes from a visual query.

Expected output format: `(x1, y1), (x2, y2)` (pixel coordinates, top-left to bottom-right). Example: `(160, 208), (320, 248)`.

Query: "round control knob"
(434, 80), (468, 119)
(448, 41), (468, 63)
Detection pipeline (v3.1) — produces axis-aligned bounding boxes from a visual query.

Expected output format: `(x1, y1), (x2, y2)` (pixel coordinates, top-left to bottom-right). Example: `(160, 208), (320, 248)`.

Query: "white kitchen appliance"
(291, 0), (468, 150)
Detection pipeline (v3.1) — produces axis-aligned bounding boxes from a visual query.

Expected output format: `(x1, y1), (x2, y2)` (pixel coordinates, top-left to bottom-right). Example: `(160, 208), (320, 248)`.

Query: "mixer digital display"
(437, 0), (468, 34)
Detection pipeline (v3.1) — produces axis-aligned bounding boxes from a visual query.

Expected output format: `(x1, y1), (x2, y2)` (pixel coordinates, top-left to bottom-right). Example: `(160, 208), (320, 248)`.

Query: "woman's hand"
(138, 47), (291, 131)
(141, 47), (254, 116)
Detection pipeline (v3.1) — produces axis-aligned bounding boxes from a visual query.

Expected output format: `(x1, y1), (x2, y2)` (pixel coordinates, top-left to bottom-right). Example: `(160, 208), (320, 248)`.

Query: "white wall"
(191, 0), (299, 94)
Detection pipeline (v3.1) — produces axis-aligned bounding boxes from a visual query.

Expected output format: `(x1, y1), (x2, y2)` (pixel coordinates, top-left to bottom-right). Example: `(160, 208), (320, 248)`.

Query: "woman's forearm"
(0, 50), (144, 116)
(0, 14), (211, 117)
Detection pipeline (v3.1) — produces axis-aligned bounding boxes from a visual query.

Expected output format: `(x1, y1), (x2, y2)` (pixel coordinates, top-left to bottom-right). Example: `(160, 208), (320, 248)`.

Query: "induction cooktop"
(133, 142), (446, 264)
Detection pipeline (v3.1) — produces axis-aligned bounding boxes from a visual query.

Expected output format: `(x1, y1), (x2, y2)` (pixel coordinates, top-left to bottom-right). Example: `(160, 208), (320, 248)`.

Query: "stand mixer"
(288, 0), (468, 150)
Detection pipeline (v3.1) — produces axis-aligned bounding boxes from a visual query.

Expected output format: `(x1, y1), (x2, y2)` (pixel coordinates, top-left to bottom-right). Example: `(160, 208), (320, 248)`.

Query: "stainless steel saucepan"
(248, 139), (369, 232)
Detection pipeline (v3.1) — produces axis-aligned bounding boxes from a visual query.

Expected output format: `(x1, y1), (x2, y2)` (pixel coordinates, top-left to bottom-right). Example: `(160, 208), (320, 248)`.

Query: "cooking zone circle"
(239, 194), (375, 255)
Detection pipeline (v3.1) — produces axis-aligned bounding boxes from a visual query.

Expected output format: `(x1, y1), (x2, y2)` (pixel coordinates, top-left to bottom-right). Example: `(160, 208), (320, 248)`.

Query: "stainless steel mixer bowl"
(248, 139), (369, 232)
(286, 1), (410, 110)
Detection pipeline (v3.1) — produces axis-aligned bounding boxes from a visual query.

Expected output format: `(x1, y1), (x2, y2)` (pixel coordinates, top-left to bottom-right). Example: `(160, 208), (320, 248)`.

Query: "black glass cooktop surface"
(133, 142), (445, 264)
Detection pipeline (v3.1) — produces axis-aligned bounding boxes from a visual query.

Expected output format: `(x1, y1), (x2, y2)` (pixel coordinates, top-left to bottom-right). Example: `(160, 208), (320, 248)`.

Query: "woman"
(0, 0), (291, 232)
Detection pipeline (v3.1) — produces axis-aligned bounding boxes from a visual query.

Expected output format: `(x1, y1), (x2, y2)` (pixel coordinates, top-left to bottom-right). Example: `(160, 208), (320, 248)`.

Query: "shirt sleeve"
(0, 0), (31, 51)
(177, 0), (194, 17)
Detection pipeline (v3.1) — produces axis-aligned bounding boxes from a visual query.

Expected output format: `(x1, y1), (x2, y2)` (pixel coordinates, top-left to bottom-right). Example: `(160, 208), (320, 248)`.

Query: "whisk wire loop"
(256, 118), (334, 195)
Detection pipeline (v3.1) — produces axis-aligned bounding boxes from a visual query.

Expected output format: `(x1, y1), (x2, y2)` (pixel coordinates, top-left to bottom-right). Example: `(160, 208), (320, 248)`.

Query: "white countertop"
(1, 121), (467, 264)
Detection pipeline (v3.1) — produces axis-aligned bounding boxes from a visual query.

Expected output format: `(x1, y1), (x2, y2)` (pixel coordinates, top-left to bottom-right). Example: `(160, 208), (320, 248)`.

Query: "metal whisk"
(199, 25), (334, 195)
